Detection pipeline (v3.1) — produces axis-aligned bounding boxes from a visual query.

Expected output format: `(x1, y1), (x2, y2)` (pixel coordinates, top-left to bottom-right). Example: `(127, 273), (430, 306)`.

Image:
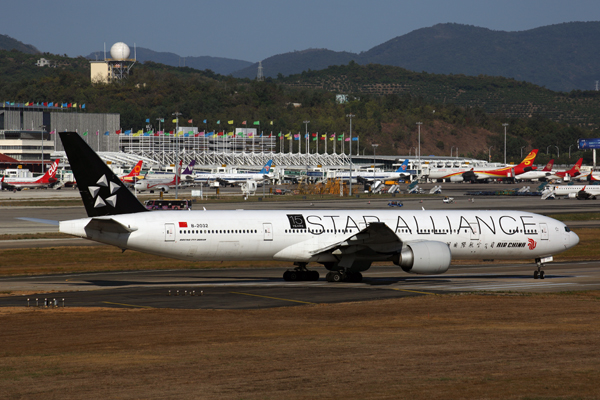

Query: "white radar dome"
(110, 42), (130, 60)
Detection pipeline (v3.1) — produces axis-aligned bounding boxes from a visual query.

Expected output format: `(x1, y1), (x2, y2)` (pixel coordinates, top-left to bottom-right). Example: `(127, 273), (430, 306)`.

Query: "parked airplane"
(515, 159), (554, 181)
(428, 150), (539, 182)
(546, 183), (600, 200)
(119, 160), (144, 184)
(546, 158), (583, 181)
(336, 159), (411, 183)
(1, 159), (60, 190)
(134, 161), (183, 193)
(193, 160), (273, 186)
(42, 132), (579, 282)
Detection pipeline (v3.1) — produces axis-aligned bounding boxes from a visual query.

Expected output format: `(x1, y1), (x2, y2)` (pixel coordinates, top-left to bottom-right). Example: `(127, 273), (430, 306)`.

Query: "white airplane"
(40, 132), (579, 282)
(546, 184), (600, 200)
(1, 159), (60, 190)
(134, 161), (183, 193)
(336, 159), (411, 183)
(193, 160), (273, 186)
(515, 159), (554, 181)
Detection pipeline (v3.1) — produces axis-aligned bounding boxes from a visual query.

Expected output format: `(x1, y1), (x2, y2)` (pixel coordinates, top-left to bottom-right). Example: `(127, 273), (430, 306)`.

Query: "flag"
(320, 135), (325, 140)
(83, 131), (88, 136)
(312, 137), (317, 141)
(172, 119), (177, 123)
(253, 121), (260, 125)
(269, 121), (273, 125)
(157, 130), (164, 135)
(203, 119), (207, 123)
(104, 131), (110, 136)
(337, 137), (343, 141)
(49, 130), (56, 135)
(228, 120), (234, 124)
(143, 132), (149, 136)
(124, 129), (132, 135)
(73, 102), (77, 108)
(188, 119), (193, 123)
(216, 120), (220, 124)
(312, 133), (317, 137)
(305, 133), (309, 138)
(345, 138), (350, 141)
(95, 130), (99, 135)
(285, 133), (291, 138)
(48, 102), (53, 107)
(146, 119), (150, 123)
(115, 129), (121, 134)
(242, 121), (247, 125)
(278, 132), (282, 137)
(81, 104), (85, 109)
(352, 137), (358, 141)
(329, 136), (334, 141)
(67, 103), (72, 108)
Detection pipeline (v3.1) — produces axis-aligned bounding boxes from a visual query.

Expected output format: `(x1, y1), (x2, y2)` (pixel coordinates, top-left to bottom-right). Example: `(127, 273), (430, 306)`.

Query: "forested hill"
(280, 62), (600, 129)
(233, 22), (600, 92)
(0, 34), (39, 54)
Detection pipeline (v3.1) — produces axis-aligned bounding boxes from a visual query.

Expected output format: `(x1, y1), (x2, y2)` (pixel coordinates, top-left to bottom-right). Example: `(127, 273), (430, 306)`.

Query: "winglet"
(59, 132), (148, 217)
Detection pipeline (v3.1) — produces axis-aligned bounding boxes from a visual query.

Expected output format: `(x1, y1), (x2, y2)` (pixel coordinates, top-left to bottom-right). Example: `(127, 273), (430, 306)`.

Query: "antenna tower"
(257, 61), (264, 81)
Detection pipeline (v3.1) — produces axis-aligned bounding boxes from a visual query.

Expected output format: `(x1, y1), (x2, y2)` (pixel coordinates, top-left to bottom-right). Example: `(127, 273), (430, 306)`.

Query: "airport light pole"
(39, 125), (46, 173)
(569, 145), (573, 159)
(371, 144), (378, 179)
(451, 146), (454, 158)
(555, 146), (560, 159)
(303, 120), (309, 155)
(173, 111), (182, 199)
(502, 123), (509, 165)
(416, 122), (422, 179)
(488, 146), (493, 163)
(347, 114), (355, 196)
(546, 145), (551, 155)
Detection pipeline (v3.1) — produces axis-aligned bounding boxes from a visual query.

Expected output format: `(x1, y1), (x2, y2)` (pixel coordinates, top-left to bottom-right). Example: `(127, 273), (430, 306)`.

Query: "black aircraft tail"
(59, 132), (148, 217)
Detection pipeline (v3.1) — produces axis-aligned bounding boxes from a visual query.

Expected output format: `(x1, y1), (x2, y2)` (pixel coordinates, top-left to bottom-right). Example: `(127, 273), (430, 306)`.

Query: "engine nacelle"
(449, 175), (464, 182)
(568, 193), (578, 199)
(394, 241), (452, 274)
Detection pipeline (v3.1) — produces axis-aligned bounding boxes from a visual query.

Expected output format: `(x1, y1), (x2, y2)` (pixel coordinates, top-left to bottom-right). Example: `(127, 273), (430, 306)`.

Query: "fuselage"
(60, 209), (578, 264)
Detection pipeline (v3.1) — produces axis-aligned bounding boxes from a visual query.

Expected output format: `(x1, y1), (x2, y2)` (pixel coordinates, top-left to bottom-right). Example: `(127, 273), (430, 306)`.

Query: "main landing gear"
(283, 263), (319, 281)
(533, 258), (545, 279)
(325, 270), (363, 283)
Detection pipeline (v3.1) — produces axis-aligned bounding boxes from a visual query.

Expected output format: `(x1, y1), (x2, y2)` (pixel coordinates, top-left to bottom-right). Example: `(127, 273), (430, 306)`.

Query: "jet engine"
(393, 241), (452, 274)
(449, 175), (464, 182)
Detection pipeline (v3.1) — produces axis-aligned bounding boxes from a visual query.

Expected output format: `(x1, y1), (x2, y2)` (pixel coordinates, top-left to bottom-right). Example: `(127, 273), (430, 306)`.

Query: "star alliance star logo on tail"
(88, 174), (120, 208)
(528, 238), (537, 250)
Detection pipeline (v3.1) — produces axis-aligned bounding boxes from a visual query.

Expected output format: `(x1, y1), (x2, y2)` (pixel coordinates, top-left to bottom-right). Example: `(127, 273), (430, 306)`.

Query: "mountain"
(0, 34), (39, 54)
(87, 47), (252, 76)
(231, 22), (600, 92)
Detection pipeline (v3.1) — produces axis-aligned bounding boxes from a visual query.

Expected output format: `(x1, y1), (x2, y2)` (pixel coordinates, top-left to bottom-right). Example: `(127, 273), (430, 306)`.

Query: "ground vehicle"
(144, 199), (192, 210)
(443, 197), (455, 203)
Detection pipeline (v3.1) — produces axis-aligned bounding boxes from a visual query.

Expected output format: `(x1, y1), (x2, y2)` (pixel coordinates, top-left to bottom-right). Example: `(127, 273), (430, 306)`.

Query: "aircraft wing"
(216, 177), (232, 185)
(311, 222), (403, 256)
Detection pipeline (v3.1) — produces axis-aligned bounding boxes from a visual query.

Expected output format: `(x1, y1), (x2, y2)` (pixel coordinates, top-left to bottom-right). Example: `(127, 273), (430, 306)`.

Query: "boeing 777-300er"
(1, 159), (60, 190)
(428, 150), (539, 182)
(336, 159), (411, 183)
(515, 159), (554, 181)
(118, 160), (144, 184)
(193, 160), (273, 186)
(44, 133), (578, 281)
(546, 158), (583, 181)
(134, 161), (183, 193)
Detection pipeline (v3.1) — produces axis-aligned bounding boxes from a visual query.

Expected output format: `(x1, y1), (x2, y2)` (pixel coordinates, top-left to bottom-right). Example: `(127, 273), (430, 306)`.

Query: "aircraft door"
(165, 223), (175, 242)
(539, 223), (549, 240)
(263, 223), (273, 241)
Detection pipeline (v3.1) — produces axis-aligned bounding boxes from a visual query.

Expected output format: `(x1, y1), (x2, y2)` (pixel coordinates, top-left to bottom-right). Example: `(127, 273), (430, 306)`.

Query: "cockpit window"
(564, 226), (571, 232)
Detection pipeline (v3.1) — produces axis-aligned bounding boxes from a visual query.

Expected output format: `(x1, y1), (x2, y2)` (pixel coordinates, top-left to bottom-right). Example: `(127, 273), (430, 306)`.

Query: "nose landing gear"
(533, 258), (545, 279)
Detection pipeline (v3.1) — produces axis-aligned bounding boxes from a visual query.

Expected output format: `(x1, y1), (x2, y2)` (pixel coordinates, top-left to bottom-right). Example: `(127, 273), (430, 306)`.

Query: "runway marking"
(230, 291), (316, 305)
(391, 288), (437, 295)
(102, 301), (154, 309)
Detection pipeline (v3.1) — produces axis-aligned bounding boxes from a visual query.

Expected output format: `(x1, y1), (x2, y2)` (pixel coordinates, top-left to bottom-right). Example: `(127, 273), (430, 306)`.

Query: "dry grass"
(1, 293), (600, 399)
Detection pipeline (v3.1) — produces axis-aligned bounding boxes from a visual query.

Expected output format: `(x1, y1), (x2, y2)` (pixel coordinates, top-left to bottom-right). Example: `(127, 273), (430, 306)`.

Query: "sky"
(2, 0), (600, 62)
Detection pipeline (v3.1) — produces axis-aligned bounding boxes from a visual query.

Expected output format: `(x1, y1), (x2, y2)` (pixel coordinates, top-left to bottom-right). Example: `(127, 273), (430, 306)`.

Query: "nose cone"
(567, 231), (580, 250)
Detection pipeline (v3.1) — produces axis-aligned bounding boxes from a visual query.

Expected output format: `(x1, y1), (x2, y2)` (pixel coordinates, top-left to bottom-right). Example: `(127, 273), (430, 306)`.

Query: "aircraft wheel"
(326, 272), (334, 282)
(332, 272), (343, 282)
(533, 270), (539, 279)
(539, 271), (545, 279)
(309, 270), (320, 281)
(288, 271), (298, 281)
(283, 271), (293, 281)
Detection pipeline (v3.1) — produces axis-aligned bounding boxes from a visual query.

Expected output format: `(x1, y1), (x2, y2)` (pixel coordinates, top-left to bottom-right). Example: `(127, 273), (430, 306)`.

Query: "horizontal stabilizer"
(85, 218), (137, 234)
(17, 217), (60, 226)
